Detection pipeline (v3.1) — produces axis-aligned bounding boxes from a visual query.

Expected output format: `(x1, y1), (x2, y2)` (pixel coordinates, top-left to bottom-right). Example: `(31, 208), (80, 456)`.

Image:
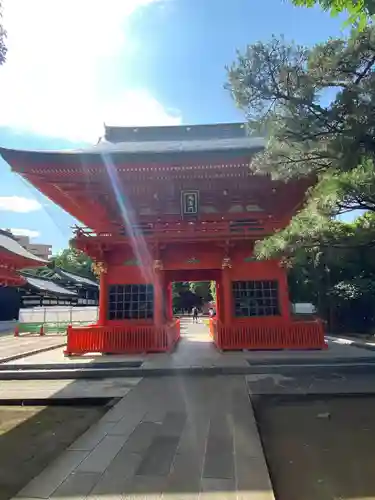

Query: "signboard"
(181, 190), (199, 216)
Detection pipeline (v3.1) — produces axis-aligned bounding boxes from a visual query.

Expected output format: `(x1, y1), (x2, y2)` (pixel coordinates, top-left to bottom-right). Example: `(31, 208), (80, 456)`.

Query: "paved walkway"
(0, 334), (65, 363)
(15, 376), (273, 500)
(0, 377), (142, 400)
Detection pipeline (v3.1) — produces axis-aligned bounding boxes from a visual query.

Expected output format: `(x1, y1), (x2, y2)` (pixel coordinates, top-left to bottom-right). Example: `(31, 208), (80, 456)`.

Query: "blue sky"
(0, 0), (347, 253)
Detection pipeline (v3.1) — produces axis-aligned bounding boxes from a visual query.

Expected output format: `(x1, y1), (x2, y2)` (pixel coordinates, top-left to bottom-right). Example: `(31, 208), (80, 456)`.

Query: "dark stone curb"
(0, 360), (142, 371)
(1, 361), (375, 380)
(0, 397), (117, 406)
(350, 340), (375, 352)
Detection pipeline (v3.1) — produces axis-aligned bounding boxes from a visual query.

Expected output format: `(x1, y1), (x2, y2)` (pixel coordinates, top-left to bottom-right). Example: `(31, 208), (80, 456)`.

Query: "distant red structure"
(0, 123), (324, 354)
(0, 230), (47, 287)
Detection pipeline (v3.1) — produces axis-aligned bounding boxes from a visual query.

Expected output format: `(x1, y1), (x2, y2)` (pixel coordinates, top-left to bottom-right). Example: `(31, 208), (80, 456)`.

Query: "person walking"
(192, 306), (199, 323)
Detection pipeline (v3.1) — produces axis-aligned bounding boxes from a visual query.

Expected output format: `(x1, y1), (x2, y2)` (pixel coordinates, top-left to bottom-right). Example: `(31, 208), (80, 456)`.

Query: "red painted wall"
(226, 258), (290, 320)
(101, 241), (290, 325)
(162, 243), (222, 270)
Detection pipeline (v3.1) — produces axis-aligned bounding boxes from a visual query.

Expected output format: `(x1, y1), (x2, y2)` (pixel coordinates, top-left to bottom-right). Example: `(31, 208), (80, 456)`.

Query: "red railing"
(209, 317), (217, 338)
(65, 319), (180, 356)
(211, 318), (325, 350)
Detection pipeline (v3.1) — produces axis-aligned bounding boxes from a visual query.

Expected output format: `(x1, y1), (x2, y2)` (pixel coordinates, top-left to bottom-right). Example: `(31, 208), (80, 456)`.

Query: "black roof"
(105, 122), (252, 143)
(0, 123), (265, 167)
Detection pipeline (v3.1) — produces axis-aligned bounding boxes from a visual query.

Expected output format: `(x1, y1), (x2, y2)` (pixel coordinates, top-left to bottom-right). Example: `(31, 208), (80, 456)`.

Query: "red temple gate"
(0, 123), (325, 354)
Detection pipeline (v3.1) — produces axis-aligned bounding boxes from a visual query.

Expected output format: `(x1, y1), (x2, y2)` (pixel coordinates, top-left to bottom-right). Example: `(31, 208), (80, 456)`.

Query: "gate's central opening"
(164, 270), (220, 346)
(165, 268), (220, 312)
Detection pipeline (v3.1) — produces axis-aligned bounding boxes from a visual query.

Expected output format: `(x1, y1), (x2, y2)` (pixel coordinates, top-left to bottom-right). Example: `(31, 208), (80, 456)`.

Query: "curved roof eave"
(57, 268), (99, 287)
(25, 276), (77, 295)
(0, 233), (47, 264)
(0, 136), (265, 161)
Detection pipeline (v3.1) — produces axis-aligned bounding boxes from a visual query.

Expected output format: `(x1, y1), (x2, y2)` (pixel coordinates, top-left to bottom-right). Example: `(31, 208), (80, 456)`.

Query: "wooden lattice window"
(232, 280), (280, 317)
(108, 284), (154, 320)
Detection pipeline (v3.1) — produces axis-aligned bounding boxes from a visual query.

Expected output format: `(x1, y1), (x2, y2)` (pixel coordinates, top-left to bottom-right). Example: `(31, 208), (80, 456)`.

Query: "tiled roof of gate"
(0, 123), (266, 167)
(91, 136), (265, 155)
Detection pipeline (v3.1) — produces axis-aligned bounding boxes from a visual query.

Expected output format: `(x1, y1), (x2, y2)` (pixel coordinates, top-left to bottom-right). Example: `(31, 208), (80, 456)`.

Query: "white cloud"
(9, 228), (40, 238)
(0, 0), (180, 142)
(0, 196), (42, 212)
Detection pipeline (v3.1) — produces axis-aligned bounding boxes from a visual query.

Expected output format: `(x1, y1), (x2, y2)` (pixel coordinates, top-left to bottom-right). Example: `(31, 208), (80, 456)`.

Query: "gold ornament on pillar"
(92, 261), (107, 277)
(153, 259), (164, 271)
(222, 256), (232, 269)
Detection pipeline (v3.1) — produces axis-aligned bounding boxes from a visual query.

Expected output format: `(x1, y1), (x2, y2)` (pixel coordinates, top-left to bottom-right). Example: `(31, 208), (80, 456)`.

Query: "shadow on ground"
(0, 402), (107, 500)
(255, 394), (375, 500)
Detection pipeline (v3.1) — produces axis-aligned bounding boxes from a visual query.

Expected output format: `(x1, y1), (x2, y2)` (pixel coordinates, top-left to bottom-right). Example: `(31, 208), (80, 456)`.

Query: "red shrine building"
(0, 123), (324, 354)
(0, 230), (47, 286)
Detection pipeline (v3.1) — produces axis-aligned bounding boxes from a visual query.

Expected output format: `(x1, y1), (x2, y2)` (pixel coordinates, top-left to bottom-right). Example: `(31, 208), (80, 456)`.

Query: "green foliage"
(22, 246), (96, 281)
(50, 248), (96, 280)
(289, 213), (375, 332)
(292, 0), (374, 29)
(209, 281), (217, 301)
(189, 282), (212, 302)
(228, 28), (375, 179)
(172, 281), (214, 311)
(227, 27), (375, 258)
(172, 282), (196, 311)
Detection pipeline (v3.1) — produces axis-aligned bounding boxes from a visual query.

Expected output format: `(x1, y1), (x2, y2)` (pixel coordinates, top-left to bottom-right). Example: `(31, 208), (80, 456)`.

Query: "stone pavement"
(0, 377), (142, 400)
(14, 376), (274, 500)
(0, 334), (66, 363)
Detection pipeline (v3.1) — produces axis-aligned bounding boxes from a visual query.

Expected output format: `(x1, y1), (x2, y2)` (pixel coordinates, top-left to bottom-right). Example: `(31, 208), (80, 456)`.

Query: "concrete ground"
(0, 378), (142, 401)
(0, 334), (66, 363)
(255, 395), (375, 500)
(0, 404), (107, 500)
(13, 376), (273, 500)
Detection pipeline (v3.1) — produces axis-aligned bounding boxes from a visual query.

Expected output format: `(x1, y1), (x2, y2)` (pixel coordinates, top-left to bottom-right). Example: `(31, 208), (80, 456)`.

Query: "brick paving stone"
(121, 475), (167, 500)
(235, 458), (275, 500)
(159, 411), (187, 437)
(203, 414), (234, 479)
(143, 407), (166, 423)
(107, 407), (146, 435)
(69, 422), (116, 451)
(89, 451), (142, 497)
(201, 478), (237, 499)
(136, 436), (181, 476)
(122, 421), (161, 453)
(17, 450), (89, 499)
(51, 472), (100, 498)
(77, 435), (129, 473)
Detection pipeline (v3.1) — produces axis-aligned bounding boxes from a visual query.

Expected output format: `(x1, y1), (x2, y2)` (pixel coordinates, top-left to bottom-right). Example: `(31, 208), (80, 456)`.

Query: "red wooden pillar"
(166, 283), (173, 321)
(221, 268), (232, 326)
(215, 281), (222, 321)
(153, 271), (163, 327)
(98, 267), (108, 326)
(278, 264), (291, 319)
